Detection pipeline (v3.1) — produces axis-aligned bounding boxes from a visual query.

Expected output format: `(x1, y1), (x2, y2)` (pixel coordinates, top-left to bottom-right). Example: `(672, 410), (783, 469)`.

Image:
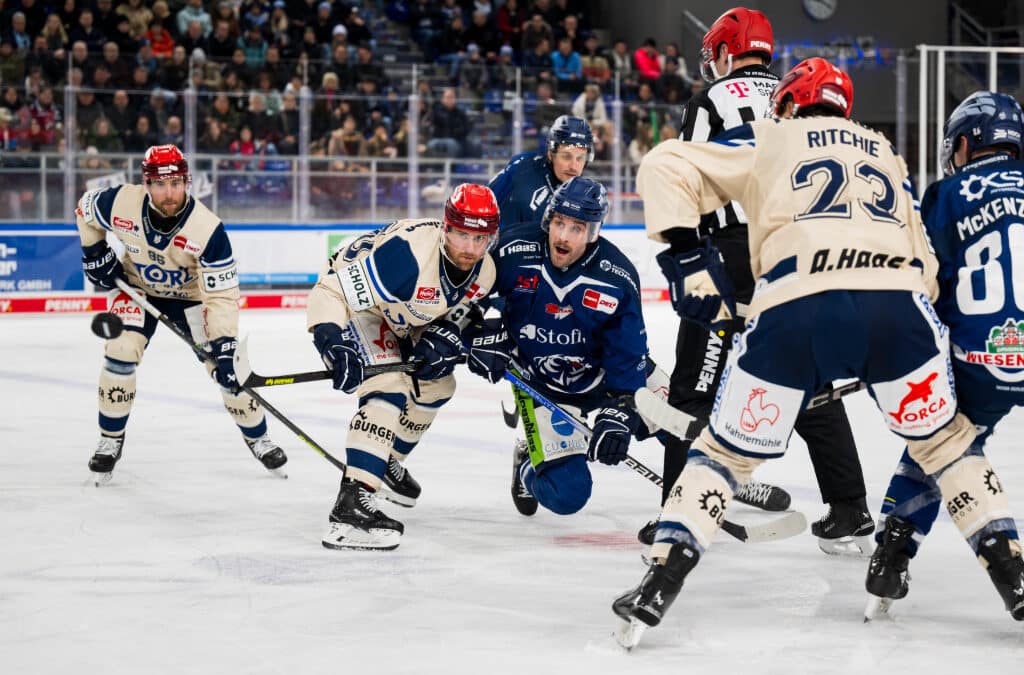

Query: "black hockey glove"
(81, 242), (124, 290)
(413, 319), (463, 380)
(657, 239), (737, 329)
(313, 322), (365, 393)
(462, 317), (511, 384)
(210, 336), (240, 393)
(587, 396), (642, 466)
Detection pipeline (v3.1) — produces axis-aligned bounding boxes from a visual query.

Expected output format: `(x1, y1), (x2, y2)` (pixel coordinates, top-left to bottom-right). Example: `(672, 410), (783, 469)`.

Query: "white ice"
(4, 304), (1024, 674)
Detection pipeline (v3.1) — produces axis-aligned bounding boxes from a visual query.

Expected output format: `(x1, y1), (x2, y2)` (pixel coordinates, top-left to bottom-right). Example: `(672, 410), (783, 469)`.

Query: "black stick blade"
(91, 312), (124, 340)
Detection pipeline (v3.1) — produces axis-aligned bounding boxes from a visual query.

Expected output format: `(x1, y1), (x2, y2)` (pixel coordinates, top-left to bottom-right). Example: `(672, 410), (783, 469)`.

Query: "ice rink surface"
(4, 303), (1024, 674)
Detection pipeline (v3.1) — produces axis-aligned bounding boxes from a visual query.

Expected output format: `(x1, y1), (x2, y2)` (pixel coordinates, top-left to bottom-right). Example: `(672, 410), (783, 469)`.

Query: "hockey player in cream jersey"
(611, 59), (1023, 645)
(78, 145), (287, 483)
(640, 7), (871, 554)
(308, 184), (499, 550)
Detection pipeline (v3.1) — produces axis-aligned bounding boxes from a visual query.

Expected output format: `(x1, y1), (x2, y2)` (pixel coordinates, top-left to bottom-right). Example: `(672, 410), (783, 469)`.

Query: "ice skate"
(733, 479), (791, 512)
(322, 479), (404, 551)
(612, 541), (700, 649)
(379, 455), (421, 508)
(977, 532), (1024, 620)
(864, 516), (915, 621)
(89, 435), (124, 486)
(812, 497), (875, 556)
(244, 434), (288, 478)
(511, 439), (538, 516)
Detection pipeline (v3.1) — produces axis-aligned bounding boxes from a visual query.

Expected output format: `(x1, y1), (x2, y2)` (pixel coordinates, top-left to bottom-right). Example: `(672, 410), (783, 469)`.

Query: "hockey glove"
(413, 319), (463, 380)
(313, 322), (365, 394)
(210, 336), (240, 393)
(81, 242), (124, 291)
(463, 317), (511, 384)
(587, 396), (642, 466)
(656, 239), (737, 329)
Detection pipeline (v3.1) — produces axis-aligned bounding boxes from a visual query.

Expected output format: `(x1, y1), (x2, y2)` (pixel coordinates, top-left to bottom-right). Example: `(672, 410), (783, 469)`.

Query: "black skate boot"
(977, 532), (1024, 620)
(379, 455), (421, 507)
(812, 497), (875, 556)
(733, 479), (791, 512)
(612, 541), (701, 649)
(244, 434), (288, 478)
(863, 516), (915, 620)
(322, 478), (405, 551)
(511, 440), (538, 516)
(89, 434), (124, 485)
(637, 520), (657, 546)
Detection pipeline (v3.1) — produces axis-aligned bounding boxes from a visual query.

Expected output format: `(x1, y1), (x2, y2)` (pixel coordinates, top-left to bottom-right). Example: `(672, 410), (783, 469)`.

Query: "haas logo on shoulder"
(582, 289), (618, 314)
(889, 372), (947, 426)
(739, 388), (779, 432)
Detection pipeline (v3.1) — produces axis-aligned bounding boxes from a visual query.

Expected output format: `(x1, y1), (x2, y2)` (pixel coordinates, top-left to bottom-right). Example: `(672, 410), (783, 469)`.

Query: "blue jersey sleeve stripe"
(365, 254), (400, 303)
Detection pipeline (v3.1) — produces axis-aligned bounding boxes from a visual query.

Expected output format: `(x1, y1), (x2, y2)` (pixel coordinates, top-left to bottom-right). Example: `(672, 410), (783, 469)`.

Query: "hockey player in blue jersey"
(866, 91), (1024, 620)
(462, 176), (652, 516)
(488, 115), (594, 227)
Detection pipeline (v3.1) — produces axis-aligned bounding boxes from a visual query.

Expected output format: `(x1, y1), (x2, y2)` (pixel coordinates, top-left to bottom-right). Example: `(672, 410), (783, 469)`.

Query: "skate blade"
(378, 488), (416, 508)
(267, 466), (288, 479)
(863, 594), (895, 622)
(612, 618), (647, 650)
(91, 471), (113, 487)
(321, 523), (401, 551)
(817, 534), (874, 557)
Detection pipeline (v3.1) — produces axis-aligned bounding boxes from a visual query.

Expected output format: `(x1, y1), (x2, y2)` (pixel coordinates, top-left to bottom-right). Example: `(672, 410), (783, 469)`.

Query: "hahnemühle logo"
(987, 318), (1024, 353)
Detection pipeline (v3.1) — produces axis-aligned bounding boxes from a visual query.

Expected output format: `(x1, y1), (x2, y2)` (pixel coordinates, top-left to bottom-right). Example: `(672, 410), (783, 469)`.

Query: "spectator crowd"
(0, 0), (704, 168)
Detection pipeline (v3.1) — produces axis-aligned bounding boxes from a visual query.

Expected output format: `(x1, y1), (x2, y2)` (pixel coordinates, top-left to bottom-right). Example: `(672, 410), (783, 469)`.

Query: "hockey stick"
(113, 280), (347, 473)
(502, 370), (806, 543)
(233, 335), (452, 389)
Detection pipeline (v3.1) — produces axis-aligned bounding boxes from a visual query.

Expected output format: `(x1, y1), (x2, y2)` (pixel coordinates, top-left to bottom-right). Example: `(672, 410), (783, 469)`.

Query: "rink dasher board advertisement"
(0, 224), (668, 313)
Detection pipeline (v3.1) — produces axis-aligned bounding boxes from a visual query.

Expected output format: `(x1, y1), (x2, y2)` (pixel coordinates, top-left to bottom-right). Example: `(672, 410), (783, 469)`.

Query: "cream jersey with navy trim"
(639, 116), (939, 316)
(306, 218), (497, 338)
(75, 183), (241, 340)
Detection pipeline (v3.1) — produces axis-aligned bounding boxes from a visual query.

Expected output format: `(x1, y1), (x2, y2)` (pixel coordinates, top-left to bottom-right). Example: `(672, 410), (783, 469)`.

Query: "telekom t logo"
(724, 82), (750, 98)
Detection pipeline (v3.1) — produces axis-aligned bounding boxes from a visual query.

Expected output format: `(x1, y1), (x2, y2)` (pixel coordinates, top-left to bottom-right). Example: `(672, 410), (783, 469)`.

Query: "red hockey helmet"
(444, 183), (500, 242)
(771, 57), (854, 119)
(141, 144), (189, 182)
(700, 7), (773, 81)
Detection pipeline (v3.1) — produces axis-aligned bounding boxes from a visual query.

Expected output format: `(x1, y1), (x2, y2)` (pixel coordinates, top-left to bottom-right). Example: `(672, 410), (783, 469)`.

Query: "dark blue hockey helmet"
(941, 91), (1024, 175)
(547, 115), (595, 164)
(542, 176), (609, 243)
